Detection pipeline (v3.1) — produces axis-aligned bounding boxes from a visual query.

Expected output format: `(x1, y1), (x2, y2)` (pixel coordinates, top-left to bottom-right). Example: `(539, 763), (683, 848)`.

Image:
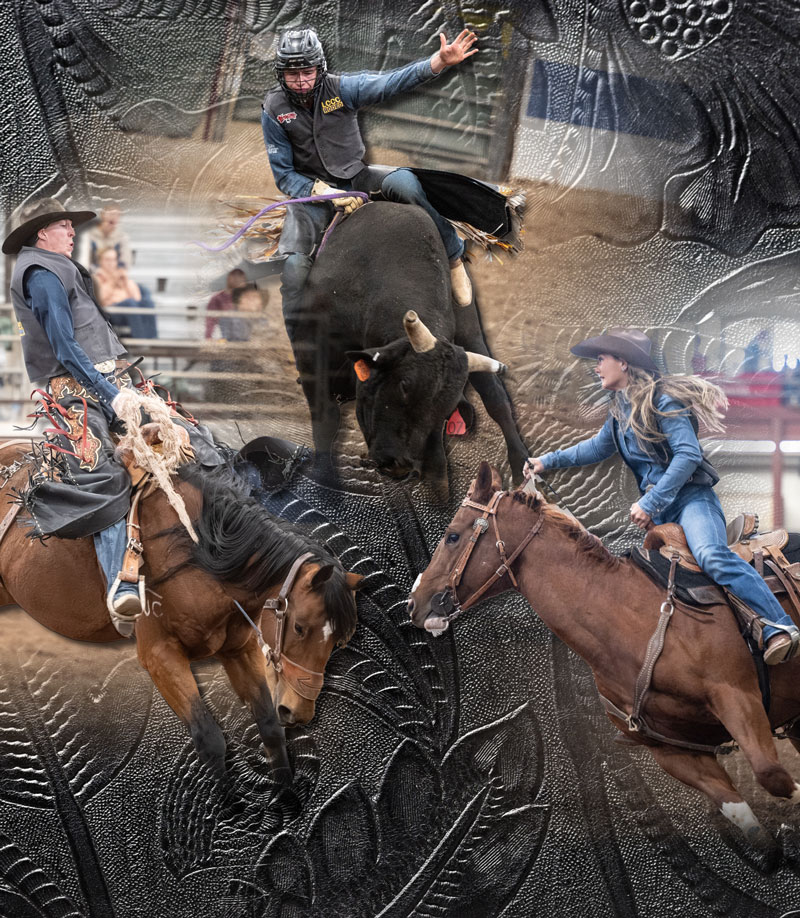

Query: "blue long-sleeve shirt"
(539, 393), (704, 518)
(24, 267), (121, 412)
(262, 57), (437, 198)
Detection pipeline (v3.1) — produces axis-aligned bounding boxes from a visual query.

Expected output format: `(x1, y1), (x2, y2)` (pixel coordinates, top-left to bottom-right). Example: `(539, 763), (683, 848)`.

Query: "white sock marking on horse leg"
(721, 801), (762, 834)
(322, 621), (333, 642)
(791, 782), (800, 804)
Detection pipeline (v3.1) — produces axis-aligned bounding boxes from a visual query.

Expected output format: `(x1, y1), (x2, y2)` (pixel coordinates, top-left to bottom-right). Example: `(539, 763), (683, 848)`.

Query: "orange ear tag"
(354, 359), (371, 381)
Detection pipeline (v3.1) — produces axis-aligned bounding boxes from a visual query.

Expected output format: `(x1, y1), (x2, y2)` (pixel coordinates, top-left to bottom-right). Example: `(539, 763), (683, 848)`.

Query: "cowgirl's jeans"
(655, 484), (797, 642)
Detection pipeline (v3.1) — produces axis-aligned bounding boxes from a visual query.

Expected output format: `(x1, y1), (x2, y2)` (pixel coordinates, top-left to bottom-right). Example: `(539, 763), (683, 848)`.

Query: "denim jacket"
(539, 392), (708, 518)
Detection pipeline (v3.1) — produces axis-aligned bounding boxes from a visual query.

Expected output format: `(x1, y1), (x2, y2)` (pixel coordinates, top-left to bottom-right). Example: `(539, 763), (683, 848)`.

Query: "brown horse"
(407, 461), (800, 844)
(0, 443), (361, 781)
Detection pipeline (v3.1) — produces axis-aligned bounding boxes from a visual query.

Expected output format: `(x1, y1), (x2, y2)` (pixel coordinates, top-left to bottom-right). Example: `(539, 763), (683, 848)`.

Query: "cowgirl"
(523, 328), (799, 666)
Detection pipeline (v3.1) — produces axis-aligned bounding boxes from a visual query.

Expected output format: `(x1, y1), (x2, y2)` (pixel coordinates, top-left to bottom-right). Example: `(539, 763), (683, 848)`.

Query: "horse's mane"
(159, 464), (357, 639)
(510, 488), (621, 571)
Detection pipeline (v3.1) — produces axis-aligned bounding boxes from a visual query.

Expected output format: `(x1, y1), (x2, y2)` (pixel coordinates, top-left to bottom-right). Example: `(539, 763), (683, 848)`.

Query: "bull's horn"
(403, 311), (437, 353)
(466, 351), (507, 374)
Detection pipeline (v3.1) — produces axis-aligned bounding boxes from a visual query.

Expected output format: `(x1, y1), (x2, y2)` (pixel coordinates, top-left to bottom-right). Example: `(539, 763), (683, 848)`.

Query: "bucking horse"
(0, 441), (361, 782)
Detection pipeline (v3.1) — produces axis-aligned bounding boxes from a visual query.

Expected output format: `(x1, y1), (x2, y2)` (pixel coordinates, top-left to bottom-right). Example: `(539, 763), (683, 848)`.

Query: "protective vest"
(10, 247), (127, 385)
(263, 74), (366, 182)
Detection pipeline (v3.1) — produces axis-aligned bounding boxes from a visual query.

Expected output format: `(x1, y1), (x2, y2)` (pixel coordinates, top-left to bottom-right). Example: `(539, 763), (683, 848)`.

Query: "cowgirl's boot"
(763, 627), (800, 665)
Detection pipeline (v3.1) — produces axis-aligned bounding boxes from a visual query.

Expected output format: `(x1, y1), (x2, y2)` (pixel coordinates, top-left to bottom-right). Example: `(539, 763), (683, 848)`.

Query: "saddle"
(636, 518), (800, 648)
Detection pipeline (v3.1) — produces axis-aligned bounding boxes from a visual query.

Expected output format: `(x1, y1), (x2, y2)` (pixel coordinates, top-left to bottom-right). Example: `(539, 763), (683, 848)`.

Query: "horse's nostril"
(407, 596), (415, 615)
(278, 704), (296, 725)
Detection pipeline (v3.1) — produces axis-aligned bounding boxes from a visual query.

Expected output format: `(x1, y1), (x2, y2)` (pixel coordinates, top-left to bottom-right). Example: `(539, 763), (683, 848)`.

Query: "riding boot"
(93, 517), (141, 636)
(450, 257), (473, 307)
(763, 629), (800, 665)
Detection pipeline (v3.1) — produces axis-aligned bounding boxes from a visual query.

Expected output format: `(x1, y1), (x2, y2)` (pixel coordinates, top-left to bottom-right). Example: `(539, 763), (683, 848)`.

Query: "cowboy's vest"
(263, 74), (366, 183)
(10, 247), (127, 385)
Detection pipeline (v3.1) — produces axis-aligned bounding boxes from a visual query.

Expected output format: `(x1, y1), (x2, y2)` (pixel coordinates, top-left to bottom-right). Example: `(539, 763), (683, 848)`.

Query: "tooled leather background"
(3, 2), (800, 916)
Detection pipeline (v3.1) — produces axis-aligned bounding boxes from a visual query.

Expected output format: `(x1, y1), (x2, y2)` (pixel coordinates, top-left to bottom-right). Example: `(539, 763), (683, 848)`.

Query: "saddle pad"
(629, 547), (724, 606)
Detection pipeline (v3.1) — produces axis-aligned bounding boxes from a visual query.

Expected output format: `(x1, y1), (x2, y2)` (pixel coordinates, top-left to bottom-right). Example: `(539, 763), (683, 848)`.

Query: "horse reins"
(234, 551), (326, 701)
(443, 490), (544, 622)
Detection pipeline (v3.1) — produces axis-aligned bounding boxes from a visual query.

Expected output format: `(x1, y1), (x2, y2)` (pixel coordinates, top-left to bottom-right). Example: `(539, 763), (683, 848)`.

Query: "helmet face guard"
(275, 29), (327, 104)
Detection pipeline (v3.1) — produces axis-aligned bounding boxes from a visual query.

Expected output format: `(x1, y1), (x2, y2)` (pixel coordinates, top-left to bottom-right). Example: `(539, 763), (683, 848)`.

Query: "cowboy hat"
(2, 198), (96, 255)
(570, 327), (660, 374)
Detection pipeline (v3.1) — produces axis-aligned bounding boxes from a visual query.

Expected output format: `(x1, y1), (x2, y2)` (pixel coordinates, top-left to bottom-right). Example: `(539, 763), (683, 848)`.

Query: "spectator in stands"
(207, 285), (267, 402)
(80, 206), (134, 269)
(93, 247), (158, 339)
(205, 268), (248, 338)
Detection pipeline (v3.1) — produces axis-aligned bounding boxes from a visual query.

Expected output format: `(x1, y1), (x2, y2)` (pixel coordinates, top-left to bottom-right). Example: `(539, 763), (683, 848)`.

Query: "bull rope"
(113, 389), (199, 543)
(190, 192), (370, 253)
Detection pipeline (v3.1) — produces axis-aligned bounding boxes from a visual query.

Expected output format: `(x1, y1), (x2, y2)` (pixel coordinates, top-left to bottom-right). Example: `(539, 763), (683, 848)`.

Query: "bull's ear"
(346, 349), (379, 381)
(472, 461), (500, 502)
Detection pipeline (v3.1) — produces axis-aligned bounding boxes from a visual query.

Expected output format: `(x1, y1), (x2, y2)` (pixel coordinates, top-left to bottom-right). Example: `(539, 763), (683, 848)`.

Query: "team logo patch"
(16, 321), (24, 337)
(321, 96), (344, 114)
(277, 111), (297, 124)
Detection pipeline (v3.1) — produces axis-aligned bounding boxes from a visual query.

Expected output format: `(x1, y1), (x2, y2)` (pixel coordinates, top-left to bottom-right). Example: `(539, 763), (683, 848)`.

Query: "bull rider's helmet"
(275, 29), (327, 104)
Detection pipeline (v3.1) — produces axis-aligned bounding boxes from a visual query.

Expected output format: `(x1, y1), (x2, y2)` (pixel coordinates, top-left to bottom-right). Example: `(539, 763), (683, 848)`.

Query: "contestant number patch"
(322, 96), (344, 114)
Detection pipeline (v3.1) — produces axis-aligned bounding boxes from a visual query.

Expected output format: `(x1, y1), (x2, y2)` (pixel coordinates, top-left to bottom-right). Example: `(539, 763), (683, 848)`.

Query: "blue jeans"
(93, 518), (138, 597)
(381, 169), (465, 262)
(656, 484), (796, 641)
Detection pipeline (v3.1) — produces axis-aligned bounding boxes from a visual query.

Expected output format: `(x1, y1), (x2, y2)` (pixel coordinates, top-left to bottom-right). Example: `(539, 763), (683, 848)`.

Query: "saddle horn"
(403, 311), (437, 353)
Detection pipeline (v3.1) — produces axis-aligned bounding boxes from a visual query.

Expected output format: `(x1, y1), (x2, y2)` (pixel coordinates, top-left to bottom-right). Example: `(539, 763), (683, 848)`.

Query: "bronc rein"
(234, 551), (325, 701)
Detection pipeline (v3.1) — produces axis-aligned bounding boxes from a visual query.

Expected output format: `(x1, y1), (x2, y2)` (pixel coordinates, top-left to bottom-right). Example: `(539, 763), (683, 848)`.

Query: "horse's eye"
(293, 622), (304, 636)
(446, 532), (460, 544)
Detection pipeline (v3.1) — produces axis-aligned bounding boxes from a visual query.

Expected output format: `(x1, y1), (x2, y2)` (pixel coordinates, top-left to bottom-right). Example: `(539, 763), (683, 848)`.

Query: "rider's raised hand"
(431, 29), (478, 73)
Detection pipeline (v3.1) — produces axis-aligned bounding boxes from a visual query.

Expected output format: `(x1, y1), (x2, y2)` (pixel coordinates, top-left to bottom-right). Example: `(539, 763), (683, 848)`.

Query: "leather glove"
(111, 387), (143, 417)
(312, 179), (364, 216)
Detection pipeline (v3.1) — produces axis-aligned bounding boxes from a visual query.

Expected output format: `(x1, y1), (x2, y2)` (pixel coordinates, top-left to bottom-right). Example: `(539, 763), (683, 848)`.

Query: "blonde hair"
(610, 366), (728, 445)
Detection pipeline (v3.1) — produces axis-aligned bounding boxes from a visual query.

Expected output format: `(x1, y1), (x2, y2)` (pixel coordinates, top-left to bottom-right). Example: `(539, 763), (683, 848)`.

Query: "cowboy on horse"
(523, 327), (800, 666)
(262, 26), (479, 315)
(3, 198), (225, 636)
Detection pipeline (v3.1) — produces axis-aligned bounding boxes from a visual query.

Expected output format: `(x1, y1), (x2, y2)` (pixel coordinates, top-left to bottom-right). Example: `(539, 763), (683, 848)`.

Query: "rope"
(113, 389), (198, 543)
(192, 192), (370, 253)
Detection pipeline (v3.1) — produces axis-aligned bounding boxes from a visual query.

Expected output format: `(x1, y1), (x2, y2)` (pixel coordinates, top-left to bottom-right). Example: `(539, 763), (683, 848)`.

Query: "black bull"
(282, 201), (529, 486)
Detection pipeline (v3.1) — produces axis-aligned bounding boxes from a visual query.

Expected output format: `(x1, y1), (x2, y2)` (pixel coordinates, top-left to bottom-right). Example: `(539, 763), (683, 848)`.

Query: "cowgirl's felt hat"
(570, 327), (660, 375)
(2, 198), (96, 255)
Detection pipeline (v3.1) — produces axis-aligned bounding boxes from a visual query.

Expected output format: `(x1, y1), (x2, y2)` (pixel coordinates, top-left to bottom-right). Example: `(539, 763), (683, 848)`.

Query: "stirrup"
(106, 576), (145, 638)
(761, 621), (800, 660)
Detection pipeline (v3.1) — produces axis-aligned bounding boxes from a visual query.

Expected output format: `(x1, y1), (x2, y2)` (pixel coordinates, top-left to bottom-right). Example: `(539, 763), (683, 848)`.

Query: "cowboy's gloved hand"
(311, 179), (364, 216)
(111, 387), (144, 420)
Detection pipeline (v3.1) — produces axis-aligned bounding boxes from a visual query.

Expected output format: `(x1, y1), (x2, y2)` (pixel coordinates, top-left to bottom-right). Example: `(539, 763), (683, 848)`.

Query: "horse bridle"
(237, 551), (327, 701)
(436, 490), (544, 624)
